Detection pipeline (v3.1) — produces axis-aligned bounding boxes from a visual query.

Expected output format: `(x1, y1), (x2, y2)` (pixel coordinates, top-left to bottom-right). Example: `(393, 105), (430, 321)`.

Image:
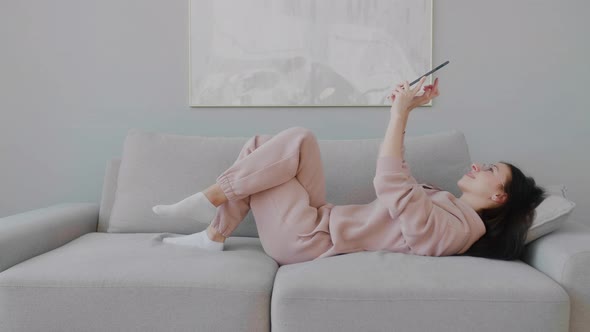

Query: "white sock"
(152, 192), (218, 224)
(161, 229), (224, 251)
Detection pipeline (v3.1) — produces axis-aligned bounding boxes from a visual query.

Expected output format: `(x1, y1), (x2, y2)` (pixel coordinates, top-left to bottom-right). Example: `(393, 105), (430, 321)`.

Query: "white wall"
(1, 0), (588, 225)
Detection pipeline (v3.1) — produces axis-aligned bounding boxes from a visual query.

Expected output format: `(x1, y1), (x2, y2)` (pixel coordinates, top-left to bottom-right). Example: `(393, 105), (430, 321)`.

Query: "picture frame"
(189, 0), (433, 107)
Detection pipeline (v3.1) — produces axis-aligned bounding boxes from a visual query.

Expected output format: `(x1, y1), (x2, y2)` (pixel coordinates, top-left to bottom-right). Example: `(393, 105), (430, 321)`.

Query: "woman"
(152, 77), (547, 265)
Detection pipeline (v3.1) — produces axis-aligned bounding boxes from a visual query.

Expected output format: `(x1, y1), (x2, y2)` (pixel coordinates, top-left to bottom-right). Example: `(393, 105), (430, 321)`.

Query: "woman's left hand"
(389, 77), (440, 116)
(408, 77), (439, 110)
(389, 77), (426, 116)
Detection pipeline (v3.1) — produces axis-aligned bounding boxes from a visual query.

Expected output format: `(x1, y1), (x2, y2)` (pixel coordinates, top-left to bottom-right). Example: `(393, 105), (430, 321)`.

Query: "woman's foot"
(162, 226), (225, 251)
(152, 191), (218, 224)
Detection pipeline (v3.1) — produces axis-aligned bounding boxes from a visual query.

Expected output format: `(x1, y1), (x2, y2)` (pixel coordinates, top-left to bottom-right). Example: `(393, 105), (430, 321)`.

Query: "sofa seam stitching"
(279, 297), (569, 303)
(0, 285), (268, 293)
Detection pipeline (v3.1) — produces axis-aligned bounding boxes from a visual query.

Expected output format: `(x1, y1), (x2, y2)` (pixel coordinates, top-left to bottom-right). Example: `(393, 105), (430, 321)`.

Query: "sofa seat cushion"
(0, 233), (277, 332)
(271, 252), (570, 332)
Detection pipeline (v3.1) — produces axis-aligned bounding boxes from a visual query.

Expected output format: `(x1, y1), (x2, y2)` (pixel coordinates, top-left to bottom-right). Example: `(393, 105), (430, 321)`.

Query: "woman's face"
(457, 162), (511, 206)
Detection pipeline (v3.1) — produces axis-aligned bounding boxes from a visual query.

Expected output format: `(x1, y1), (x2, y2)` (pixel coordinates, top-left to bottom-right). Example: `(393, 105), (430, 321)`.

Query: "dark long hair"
(456, 161), (547, 261)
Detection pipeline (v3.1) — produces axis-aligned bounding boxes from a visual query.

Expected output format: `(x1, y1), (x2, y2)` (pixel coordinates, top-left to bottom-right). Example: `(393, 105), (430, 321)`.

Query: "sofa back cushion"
(104, 128), (472, 236)
(98, 158), (121, 233)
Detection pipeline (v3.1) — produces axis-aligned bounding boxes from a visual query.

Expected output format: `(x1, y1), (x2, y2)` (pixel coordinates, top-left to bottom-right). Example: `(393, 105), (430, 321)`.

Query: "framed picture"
(189, 0), (433, 107)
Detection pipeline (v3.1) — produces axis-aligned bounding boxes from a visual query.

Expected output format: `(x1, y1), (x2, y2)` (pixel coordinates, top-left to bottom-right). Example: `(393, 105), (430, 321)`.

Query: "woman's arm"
(379, 77), (439, 159)
(373, 113), (468, 254)
(379, 113), (408, 159)
(379, 78), (424, 158)
(374, 77), (473, 257)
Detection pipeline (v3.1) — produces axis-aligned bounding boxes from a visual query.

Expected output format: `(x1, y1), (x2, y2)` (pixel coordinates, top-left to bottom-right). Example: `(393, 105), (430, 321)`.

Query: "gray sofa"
(1, 128), (588, 332)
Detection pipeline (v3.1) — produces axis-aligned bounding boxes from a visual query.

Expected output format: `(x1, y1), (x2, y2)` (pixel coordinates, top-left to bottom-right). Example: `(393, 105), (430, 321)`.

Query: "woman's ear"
(493, 193), (508, 204)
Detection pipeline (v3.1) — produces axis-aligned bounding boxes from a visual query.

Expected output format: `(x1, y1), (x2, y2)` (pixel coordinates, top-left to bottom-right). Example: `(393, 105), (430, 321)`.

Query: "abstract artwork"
(190, 0), (433, 107)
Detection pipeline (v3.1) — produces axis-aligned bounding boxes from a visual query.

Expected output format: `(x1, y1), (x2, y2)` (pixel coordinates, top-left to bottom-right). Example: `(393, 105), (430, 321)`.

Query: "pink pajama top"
(315, 149), (487, 259)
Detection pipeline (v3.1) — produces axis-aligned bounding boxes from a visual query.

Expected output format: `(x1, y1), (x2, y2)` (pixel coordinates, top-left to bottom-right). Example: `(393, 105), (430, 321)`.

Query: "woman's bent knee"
(287, 127), (317, 143)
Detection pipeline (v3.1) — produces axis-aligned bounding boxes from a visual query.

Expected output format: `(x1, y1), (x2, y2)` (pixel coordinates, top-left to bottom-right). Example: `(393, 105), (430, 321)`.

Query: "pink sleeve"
(372, 151), (469, 256)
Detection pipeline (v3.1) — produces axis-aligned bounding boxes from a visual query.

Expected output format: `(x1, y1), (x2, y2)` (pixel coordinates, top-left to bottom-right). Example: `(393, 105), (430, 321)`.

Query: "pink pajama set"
(210, 126), (486, 266)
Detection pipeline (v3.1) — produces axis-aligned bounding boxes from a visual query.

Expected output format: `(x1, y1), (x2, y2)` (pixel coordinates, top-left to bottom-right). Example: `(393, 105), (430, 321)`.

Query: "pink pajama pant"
(209, 126), (335, 266)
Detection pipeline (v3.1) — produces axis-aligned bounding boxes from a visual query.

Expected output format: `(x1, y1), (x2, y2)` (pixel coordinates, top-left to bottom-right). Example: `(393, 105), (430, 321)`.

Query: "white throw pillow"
(525, 184), (576, 244)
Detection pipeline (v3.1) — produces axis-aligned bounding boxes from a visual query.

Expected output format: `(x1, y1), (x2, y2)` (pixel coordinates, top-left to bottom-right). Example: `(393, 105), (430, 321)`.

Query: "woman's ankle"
(207, 225), (226, 243)
(204, 184), (228, 207)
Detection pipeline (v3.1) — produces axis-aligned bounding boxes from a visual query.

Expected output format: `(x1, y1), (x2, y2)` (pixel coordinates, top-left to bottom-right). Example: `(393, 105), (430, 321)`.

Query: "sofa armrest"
(521, 220), (590, 332)
(0, 203), (98, 273)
